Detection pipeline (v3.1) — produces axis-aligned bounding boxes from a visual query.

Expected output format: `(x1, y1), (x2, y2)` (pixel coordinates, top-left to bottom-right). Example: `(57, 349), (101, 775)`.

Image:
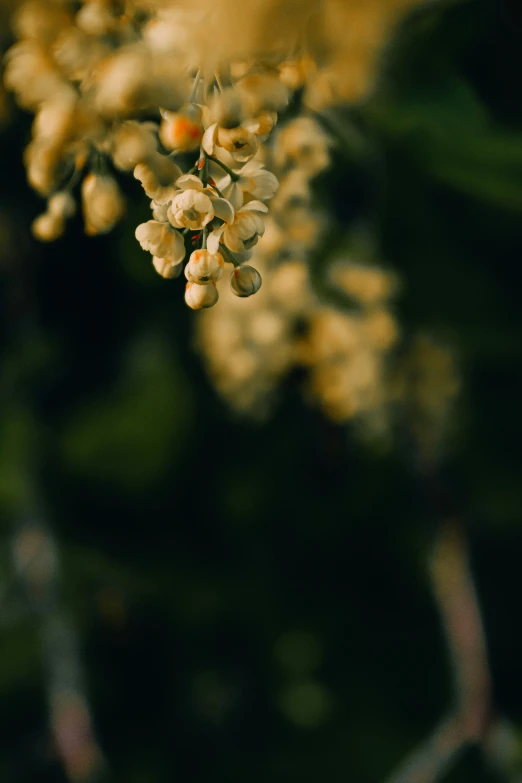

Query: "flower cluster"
(197, 114), (399, 435)
(2, 0), (427, 312)
(196, 114), (331, 412)
(134, 100), (282, 308)
(3, 0), (298, 308)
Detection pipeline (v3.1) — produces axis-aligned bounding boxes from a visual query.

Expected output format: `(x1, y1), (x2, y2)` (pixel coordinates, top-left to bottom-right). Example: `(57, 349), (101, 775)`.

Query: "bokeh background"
(1, 0), (522, 781)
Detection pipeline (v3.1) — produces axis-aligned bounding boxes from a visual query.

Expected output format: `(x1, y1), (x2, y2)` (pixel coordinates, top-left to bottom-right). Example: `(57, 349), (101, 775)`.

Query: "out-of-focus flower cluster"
(390, 335), (461, 463)
(197, 113), (402, 433)
(3, 0), (425, 312)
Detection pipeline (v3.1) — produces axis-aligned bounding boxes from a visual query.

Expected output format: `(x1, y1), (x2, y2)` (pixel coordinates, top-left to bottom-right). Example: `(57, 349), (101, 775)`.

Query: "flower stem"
(214, 72), (224, 93)
(220, 244), (240, 267)
(189, 69), (201, 103)
(205, 153), (239, 182)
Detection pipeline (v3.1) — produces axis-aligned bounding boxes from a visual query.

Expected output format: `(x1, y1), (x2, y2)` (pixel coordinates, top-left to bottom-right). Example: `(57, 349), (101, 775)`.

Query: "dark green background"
(1, 0), (522, 781)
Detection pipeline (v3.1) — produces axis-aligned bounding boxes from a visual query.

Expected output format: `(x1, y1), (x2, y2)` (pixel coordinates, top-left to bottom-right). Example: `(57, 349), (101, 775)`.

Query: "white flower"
(150, 200), (170, 222)
(135, 220), (185, 263)
(217, 160), (278, 208)
(167, 175), (234, 230)
(134, 156), (182, 204)
(185, 281), (219, 310)
(82, 173), (125, 236)
(230, 266), (262, 297)
(152, 256), (183, 279)
(207, 201), (268, 254)
(242, 111), (278, 137)
(184, 249), (224, 284)
(168, 186), (214, 231)
(202, 122), (258, 163)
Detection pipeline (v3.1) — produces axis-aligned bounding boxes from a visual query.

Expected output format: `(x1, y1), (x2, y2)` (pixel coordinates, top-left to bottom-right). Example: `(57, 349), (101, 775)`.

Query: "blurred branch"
(12, 515), (105, 783)
(2, 234), (105, 782)
(382, 335), (514, 783)
(385, 518), (491, 783)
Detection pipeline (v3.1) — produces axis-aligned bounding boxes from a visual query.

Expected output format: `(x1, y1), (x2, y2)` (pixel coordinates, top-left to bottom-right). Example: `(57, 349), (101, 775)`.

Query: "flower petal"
(168, 229), (186, 263)
(240, 200), (269, 213)
(176, 174), (204, 190)
(202, 122), (218, 155)
(223, 229), (244, 253)
(234, 215), (257, 239)
(193, 191), (213, 212)
(211, 197), (235, 223)
(240, 160), (264, 175)
(207, 227), (223, 254)
(227, 182), (244, 211)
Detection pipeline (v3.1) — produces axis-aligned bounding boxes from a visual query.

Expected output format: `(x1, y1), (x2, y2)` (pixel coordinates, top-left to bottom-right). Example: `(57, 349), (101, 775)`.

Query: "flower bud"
(76, 1), (116, 36)
(230, 265), (262, 297)
(185, 281), (219, 310)
(184, 249), (224, 284)
(135, 220), (185, 263)
(159, 106), (202, 152)
(207, 89), (243, 129)
(82, 173), (125, 236)
(237, 74), (289, 114)
(153, 256), (182, 279)
(32, 212), (63, 242)
(48, 191), (76, 219)
(134, 156), (181, 203)
(111, 121), (158, 171)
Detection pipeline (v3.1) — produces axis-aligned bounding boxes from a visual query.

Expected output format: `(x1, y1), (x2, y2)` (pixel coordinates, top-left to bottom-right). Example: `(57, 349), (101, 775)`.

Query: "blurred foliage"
(1, 1), (522, 782)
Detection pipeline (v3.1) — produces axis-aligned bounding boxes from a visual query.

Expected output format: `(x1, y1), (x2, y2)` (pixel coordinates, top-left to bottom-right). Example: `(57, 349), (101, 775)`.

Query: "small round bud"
(185, 281), (219, 310)
(184, 249), (224, 285)
(111, 121), (158, 171)
(230, 265), (262, 297)
(32, 212), (63, 242)
(76, 1), (116, 35)
(153, 256), (182, 279)
(159, 108), (202, 152)
(48, 191), (76, 219)
(82, 173), (125, 236)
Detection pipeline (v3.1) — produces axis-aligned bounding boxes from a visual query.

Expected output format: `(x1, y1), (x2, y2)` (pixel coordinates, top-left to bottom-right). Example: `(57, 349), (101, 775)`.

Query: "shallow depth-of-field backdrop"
(1, 1), (522, 782)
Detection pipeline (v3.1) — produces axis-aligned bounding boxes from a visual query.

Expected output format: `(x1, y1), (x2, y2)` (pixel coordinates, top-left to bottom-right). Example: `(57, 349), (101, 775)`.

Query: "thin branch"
(13, 516), (105, 783)
(384, 516), (491, 783)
